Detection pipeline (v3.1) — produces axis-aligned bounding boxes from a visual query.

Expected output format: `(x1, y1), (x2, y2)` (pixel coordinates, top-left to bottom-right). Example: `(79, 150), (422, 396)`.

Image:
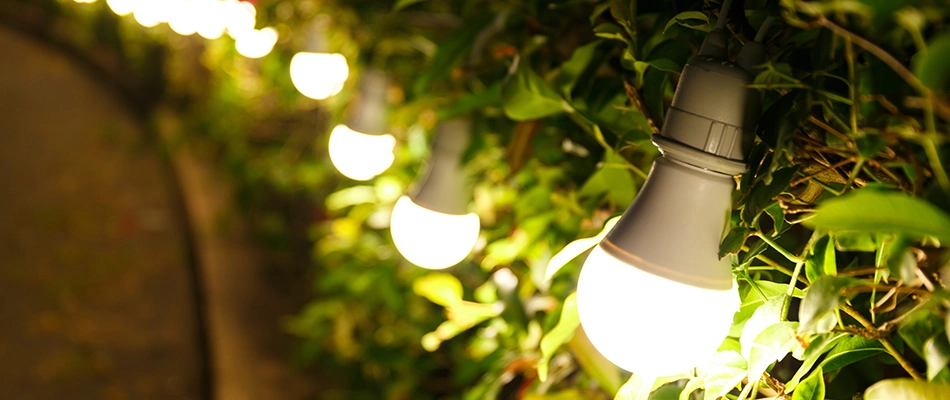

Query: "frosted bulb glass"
(234, 27), (278, 59)
(576, 246), (739, 376)
(74, 0), (97, 4)
(107, 0), (139, 16)
(390, 196), (480, 270)
(195, 0), (227, 39)
(223, 0), (257, 39)
(168, 1), (200, 36)
(327, 125), (395, 181)
(290, 53), (349, 100)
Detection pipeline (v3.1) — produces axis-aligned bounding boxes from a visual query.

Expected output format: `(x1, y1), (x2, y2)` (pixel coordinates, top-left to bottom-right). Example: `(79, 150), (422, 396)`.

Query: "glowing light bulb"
(289, 52), (349, 100)
(223, 0), (257, 39)
(74, 0), (97, 4)
(577, 246), (739, 376)
(132, 0), (168, 28)
(234, 27), (278, 59)
(327, 125), (395, 181)
(168, 0), (200, 35)
(195, 0), (227, 39)
(390, 196), (480, 270)
(107, 0), (139, 16)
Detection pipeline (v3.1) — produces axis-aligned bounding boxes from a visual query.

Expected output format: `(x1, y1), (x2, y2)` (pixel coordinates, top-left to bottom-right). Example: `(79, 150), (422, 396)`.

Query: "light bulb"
(107, 0), (139, 16)
(132, 0), (168, 28)
(390, 196), (480, 270)
(327, 125), (396, 181)
(290, 52), (349, 100)
(74, 0), (97, 4)
(195, 0), (227, 39)
(577, 246), (739, 376)
(223, 0), (257, 39)
(234, 27), (278, 59)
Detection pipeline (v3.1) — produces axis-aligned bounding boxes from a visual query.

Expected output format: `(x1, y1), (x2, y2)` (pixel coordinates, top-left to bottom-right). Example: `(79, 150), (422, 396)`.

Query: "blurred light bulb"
(223, 0), (257, 39)
(74, 0), (97, 4)
(132, 0), (168, 28)
(577, 246), (739, 376)
(107, 0), (139, 16)
(290, 52), (349, 100)
(328, 125), (395, 181)
(168, 1), (200, 36)
(234, 27), (278, 59)
(195, 0), (227, 39)
(390, 196), (480, 270)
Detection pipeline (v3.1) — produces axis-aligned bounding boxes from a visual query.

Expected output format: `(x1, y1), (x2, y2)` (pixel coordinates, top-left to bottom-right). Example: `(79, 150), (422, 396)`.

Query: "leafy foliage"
(23, 0), (950, 398)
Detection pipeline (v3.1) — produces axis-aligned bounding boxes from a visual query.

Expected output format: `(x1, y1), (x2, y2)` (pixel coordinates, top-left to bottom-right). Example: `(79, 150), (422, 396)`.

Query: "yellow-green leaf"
(865, 379), (950, 400)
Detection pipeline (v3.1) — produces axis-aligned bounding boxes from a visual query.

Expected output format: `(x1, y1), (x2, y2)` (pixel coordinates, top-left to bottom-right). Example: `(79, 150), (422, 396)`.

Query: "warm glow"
(74, 0), (97, 4)
(168, 0), (200, 36)
(132, 0), (169, 28)
(576, 246), (739, 376)
(289, 52), (349, 100)
(223, 0), (257, 39)
(390, 196), (481, 270)
(327, 125), (395, 181)
(107, 0), (139, 16)
(195, 0), (228, 39)
(234, 27), (278, 59)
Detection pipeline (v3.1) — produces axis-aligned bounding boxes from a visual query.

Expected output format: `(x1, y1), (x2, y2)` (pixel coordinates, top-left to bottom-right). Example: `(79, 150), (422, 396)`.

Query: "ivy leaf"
(538, 293), (580, 382)
(792, 366), (825, 400)
(913, 33), (950, 93)
(805, 235), (837, 284)
(817, 335), (886, 373)
(702, 351), (747, 400)
(413, 273), (464, 307)
(865, 379), (950, 400)
(924, 333), (950, 381)
(799, 276), (861, 334)
(545, 216), (621, 281)
(804, 189), (950, 243)
(748, 321), (801, 380)
(662, 11), (711, 34)
(502, 64), (571, 121)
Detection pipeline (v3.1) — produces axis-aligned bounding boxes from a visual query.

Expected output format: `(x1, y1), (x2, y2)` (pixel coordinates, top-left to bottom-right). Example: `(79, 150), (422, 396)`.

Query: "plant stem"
(840, 305), (924, 381)
(755, 232), (803, 264)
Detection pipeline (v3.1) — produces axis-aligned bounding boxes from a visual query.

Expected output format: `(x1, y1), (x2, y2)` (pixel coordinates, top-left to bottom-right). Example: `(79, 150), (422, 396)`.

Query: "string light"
(234, 27), (278, 59)
(290, 52), (349, 100)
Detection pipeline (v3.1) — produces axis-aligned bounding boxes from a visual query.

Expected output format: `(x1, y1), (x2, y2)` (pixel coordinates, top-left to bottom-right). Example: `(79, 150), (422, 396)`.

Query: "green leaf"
(615, 374), (654, 400)
(805, 235), (837, 284)
(437, 82), (503, 120)
(578, 150), (636, 208)
(538, 293), (580, 382)
(502, 64), (571, 121)
(649, 385), (682, 400)
(899, 304), (948, 356)
(748, 322), (801, 380)
(702, 350), (747, 400)
(799, 276), (861, 334)
(792, 366), (825, 400)
(914, 33), (950, 93)
(662, 11), (711, 34)
(720, 227), (750, 258)
(594, 23), (627, 42)
(679, 377), (704, 400)
(877, 235), (918, 283)
(805, 189), (950, 243)
(924, 333), (950, 381)
(545, 216), (621, 281)
(817, 335), (886, 373)
(786, 333), (848, 391)
(413, 273), (463, 307)
(555, 40), (602, 96)
(413, 18), (489, 94)
(741, 294), (787, 361)
(865, 379), (950, 400)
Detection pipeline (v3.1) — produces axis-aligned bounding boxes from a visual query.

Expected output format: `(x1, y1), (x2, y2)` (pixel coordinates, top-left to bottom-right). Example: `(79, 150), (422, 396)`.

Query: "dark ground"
(0, 24), (319, 400)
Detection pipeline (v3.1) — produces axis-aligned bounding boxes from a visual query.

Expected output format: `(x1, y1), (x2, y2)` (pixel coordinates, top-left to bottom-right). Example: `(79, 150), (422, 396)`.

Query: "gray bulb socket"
(347, 69), (389, 135)
(408, 119), (473, 215)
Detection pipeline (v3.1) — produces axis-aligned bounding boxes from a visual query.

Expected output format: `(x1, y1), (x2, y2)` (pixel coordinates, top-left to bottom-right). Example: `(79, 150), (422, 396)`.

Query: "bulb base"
(600, 156), (735, 291)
